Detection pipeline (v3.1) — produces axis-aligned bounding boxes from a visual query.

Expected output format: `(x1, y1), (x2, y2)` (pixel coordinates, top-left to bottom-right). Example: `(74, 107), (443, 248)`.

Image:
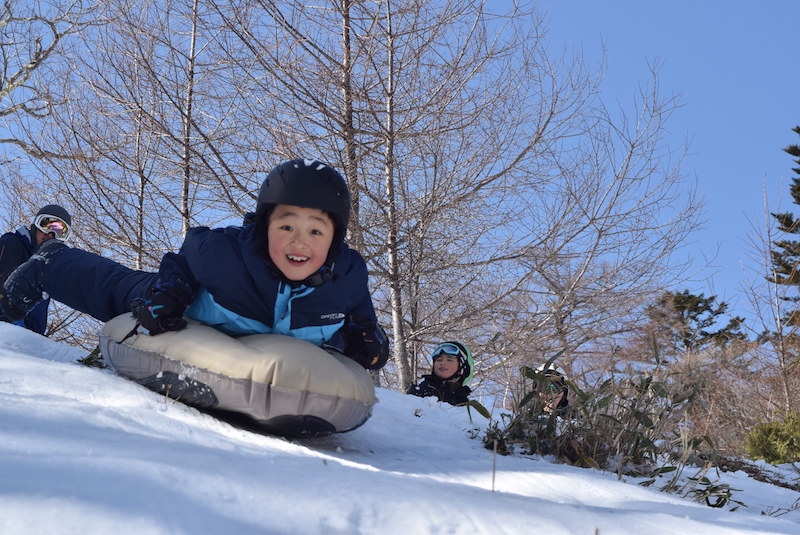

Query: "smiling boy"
(0, 159), (388, 370)
(268, 205), (334, 282)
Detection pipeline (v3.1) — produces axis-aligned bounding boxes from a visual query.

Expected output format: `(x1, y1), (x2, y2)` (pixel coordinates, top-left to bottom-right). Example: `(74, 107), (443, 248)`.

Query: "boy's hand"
(343, 316), (389, 370)
(131, 283), (190, 335)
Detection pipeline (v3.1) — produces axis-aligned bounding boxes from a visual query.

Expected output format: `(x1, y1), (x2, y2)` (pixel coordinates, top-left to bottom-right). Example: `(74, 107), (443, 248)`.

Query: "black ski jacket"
(407, 374), (471, 406)
(0, 228), (49, 333)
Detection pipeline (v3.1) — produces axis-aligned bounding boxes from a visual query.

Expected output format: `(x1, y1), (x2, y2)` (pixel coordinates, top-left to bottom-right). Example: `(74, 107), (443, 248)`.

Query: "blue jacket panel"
(185, 288), (272, 336)
(0, 228), (49, 334)
(161, 225), (378, 346)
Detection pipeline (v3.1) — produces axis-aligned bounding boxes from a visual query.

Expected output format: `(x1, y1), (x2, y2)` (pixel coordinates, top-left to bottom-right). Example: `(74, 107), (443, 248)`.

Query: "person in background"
(536, 364), (571, 414)
(407, 341), (474, 406)
(0, 204), (72, 335)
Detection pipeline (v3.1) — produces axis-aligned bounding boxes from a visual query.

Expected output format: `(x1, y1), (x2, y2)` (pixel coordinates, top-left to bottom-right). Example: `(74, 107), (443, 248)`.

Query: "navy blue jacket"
(159, 224), (378, 349)
(0, 227), (49, 334)
(37, 223), (382, 356)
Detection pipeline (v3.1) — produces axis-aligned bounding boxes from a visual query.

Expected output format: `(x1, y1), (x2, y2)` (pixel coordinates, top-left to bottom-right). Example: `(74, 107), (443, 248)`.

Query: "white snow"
(0, 322), (798, 535)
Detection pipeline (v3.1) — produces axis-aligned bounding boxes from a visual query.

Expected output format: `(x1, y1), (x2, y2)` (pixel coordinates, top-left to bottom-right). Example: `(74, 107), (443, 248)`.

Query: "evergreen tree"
(769, 126), (800, 323)
(644, 290), (745, 356)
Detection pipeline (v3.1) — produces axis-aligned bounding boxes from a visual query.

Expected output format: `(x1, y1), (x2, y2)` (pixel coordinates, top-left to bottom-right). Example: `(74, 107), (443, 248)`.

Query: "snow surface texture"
(0, 322), (798, 535)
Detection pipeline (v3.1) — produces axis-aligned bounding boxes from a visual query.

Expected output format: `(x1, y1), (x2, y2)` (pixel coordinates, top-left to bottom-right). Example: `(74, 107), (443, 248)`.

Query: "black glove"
(131, 283), (190, 335)
(343, 315), (389, 370)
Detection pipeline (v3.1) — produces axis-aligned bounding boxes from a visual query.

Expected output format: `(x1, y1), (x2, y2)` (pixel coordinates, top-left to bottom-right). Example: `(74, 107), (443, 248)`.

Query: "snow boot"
(0, 239), (68, 322)
(140, 371), (218, 408)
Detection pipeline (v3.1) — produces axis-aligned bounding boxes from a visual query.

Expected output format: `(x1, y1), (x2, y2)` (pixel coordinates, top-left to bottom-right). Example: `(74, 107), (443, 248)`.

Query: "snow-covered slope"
(0, 323), (798, 535)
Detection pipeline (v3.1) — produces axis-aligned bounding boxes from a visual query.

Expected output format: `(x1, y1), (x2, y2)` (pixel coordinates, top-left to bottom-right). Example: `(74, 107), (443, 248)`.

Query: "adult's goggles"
(33, 214), (71, 241)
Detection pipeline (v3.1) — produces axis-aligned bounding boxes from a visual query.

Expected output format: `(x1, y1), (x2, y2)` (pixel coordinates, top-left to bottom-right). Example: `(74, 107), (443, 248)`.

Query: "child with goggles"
(407, 341), (474, 406)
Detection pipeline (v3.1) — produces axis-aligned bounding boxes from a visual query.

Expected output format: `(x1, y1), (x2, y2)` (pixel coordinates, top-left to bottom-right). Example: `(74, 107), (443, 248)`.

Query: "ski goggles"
(33, 214), (71, 241)
(432, 342), (464, 360)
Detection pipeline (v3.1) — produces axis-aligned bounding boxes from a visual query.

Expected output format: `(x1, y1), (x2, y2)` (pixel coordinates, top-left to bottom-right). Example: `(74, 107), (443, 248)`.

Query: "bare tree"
(4, 0), (266, 343)
(0, 1), (100, 343)
(741, 182), (800, 413)
(208, 1), (702, 394)
(33, 0), (266, 266)
(0, 0), (98, 222)
(0, 1), (703, 401)
(0, 0), (97, 160)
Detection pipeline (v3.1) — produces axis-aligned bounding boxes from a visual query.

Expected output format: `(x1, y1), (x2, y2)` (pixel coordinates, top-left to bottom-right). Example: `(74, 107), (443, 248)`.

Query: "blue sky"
(538, 1), (800, 322)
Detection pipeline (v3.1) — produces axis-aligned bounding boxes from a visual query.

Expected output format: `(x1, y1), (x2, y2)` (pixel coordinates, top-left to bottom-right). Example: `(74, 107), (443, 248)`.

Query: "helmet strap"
(302, 266), (333, 288)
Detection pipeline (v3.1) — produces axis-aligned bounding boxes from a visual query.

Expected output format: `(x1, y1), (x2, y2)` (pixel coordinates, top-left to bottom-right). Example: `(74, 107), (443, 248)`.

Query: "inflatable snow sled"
(98, 314), (378, 438)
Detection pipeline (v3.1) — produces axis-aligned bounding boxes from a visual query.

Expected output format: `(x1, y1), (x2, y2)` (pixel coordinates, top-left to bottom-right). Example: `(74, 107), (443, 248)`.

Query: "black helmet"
(256, 158), (351, 264)
(35, 204), (72, 226)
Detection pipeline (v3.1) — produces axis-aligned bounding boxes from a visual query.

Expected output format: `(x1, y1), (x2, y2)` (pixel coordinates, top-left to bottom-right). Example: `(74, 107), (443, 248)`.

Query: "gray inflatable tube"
(98, 314), (377, 438)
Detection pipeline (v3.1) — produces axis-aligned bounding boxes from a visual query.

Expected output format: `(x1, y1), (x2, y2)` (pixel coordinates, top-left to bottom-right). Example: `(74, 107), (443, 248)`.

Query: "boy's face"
(267, 204), (334, 281)
(433, 354), (460, 380)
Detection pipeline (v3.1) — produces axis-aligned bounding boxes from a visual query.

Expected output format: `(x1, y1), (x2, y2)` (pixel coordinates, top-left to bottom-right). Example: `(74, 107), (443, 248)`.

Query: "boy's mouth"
(287, 254), (309, 265)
